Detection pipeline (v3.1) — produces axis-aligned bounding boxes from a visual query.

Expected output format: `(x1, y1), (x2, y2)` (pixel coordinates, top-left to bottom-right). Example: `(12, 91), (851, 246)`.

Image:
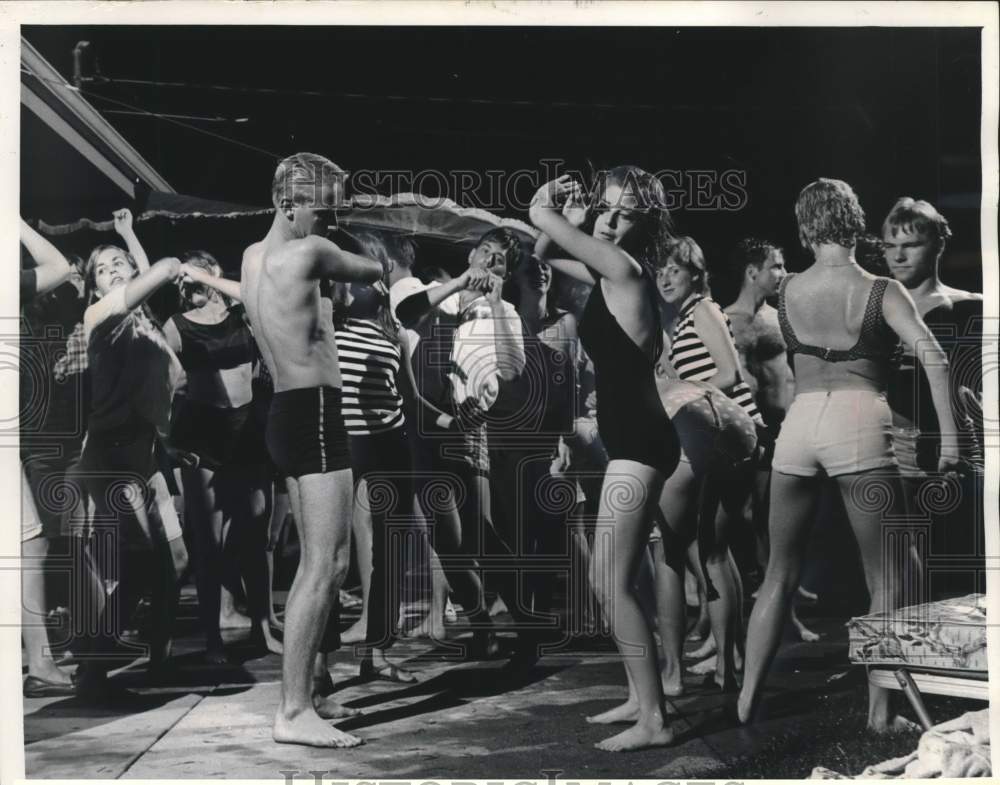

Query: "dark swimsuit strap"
(779, 274), (892, 362)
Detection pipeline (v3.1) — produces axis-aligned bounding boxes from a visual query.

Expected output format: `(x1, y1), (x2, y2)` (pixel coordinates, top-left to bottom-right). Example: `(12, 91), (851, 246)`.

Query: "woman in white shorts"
(737, 179), (961, 732)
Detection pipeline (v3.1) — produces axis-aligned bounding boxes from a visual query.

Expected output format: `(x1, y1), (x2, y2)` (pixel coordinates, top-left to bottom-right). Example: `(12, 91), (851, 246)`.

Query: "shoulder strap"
(777, 273), (798, 348)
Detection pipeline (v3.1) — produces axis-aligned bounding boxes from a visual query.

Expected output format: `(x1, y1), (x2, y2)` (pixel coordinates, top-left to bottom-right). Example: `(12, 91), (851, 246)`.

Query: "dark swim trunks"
(265, 386), (351, 478)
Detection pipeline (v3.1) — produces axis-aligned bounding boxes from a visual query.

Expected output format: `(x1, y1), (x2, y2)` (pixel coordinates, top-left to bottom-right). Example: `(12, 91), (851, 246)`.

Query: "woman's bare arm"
(692, 301), (742, 392)
(529, 176), (642, 284)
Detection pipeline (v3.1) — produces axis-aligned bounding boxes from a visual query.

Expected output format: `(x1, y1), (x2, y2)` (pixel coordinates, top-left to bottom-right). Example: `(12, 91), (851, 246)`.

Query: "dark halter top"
(778, 274), (898, 363)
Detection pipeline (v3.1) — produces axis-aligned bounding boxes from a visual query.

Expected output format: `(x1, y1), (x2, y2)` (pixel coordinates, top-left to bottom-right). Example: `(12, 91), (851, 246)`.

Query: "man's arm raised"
(300, 236), (383, 283)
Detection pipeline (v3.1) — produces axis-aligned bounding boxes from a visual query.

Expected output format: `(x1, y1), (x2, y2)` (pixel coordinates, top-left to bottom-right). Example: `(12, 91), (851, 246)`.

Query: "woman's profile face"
(93, 248), (137, 297)
(656, 260), (695, 306)
(592, 184), (643, 248)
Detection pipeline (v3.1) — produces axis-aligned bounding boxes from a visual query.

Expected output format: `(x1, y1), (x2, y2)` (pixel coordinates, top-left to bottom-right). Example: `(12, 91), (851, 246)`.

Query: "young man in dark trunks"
(241, 152), (383, 748)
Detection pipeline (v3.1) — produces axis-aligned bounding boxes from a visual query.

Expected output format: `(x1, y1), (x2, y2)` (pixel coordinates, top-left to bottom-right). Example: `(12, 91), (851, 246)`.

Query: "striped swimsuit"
(670, 293), (763, 426)
(334, 317), (405, 436)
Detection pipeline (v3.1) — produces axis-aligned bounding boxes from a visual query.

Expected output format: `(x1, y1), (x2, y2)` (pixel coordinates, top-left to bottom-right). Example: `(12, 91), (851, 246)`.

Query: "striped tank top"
(334, 317), (405, 435)
(669, 294), (763, 426)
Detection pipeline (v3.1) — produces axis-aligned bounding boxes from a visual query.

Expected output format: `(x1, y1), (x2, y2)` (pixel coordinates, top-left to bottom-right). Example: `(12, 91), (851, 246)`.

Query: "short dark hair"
(475, 227), (524, 276)
(730, 237), (781, 278)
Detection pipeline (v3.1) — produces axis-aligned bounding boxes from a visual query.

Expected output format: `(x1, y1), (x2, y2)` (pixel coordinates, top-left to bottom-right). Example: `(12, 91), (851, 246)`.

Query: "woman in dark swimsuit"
(530, 166), (680, 752)
(164, 252), (281, 661)
(738, 179), (962, 731)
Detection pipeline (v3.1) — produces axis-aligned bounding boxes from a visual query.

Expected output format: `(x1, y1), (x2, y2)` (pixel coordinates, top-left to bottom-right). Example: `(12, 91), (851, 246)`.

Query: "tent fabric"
(38, 191), (272, 235)
(38, 192), (539, 246)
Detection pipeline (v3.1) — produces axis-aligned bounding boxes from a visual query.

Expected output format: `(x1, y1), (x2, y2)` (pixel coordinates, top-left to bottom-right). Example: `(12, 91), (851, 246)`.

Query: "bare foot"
(595, 716), (674, 751)
(340, 619), (367, 645)
(661, 666), (684, 697)
(219, 611), (252, 631)
(689, 635), (717, 660)
(797, 585), (818, 602)
(870, 715), (921, 734)
(250, 622), (285, 654)
(444, 599), (458, 624)
(273, 709), (363, 748)
(403, 613), (446, 641)
(736, 688), (756, 724)
(688, 655), (716, 675)
(488, 596), (508, 618)
(338, 590), (363, 609)
(313, 695), (362, 720)
(268, 615), (284, 633)
(795, 623), (821, 642)
(792, 609), (820, 642)
(586, 699), (639, 725)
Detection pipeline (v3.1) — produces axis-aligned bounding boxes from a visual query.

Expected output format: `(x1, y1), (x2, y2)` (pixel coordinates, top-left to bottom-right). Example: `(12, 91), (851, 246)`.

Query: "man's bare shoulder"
(755, 303), (780, 326)
(245, 237), (319, 281)
(942, 286), (983, 304)
(725, 306), (754, 333)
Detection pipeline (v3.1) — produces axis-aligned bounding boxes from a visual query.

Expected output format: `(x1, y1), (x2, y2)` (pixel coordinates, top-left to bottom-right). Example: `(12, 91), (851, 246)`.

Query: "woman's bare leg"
(589, 460), (673, 752)
(652, 461), (699, 696)
(342, 479), (372, 644)
(835, 470), (909, 733)
(738, 471), (821, 722)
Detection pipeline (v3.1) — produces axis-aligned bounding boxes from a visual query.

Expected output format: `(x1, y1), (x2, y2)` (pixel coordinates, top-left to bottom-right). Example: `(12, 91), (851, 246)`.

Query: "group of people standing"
(19, 152), (983, 753)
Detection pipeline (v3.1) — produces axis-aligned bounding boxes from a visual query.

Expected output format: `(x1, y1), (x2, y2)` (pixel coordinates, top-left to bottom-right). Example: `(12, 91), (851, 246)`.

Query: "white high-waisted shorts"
(773, 390), (896, 477)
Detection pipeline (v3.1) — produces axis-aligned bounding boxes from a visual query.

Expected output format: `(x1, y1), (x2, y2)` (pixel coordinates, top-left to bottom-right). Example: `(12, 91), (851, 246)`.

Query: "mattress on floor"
(848, 594), (987, 672)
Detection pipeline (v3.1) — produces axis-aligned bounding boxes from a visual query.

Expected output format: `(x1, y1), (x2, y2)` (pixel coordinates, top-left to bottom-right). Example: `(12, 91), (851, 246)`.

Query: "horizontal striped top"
(669, 294), (763, 426)
(334, 317), (405, 435)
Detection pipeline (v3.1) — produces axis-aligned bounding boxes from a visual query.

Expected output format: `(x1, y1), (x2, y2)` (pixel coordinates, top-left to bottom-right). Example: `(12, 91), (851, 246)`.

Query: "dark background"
(22, 25), (983, 301)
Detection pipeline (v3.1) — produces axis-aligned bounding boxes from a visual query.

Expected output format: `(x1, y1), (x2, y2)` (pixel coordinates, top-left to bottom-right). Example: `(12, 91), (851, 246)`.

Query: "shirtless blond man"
(242, 153), (382, 748)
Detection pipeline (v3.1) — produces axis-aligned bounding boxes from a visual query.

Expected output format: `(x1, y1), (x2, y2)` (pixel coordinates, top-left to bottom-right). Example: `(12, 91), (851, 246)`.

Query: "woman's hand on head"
(563, 185), (589, 228)
(530, 175), (582, 214)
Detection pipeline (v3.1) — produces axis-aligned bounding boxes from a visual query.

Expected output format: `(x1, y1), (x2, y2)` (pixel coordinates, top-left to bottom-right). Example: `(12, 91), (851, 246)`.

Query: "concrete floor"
(23, 590), (860, 779)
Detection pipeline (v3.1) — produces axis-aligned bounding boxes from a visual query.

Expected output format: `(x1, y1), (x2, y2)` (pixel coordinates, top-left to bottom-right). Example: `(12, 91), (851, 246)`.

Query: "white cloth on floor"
(809, 709), (990, 779)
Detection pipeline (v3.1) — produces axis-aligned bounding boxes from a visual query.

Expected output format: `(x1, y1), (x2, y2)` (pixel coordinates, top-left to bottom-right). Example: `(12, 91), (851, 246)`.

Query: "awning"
(20, 36), (174, 226)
